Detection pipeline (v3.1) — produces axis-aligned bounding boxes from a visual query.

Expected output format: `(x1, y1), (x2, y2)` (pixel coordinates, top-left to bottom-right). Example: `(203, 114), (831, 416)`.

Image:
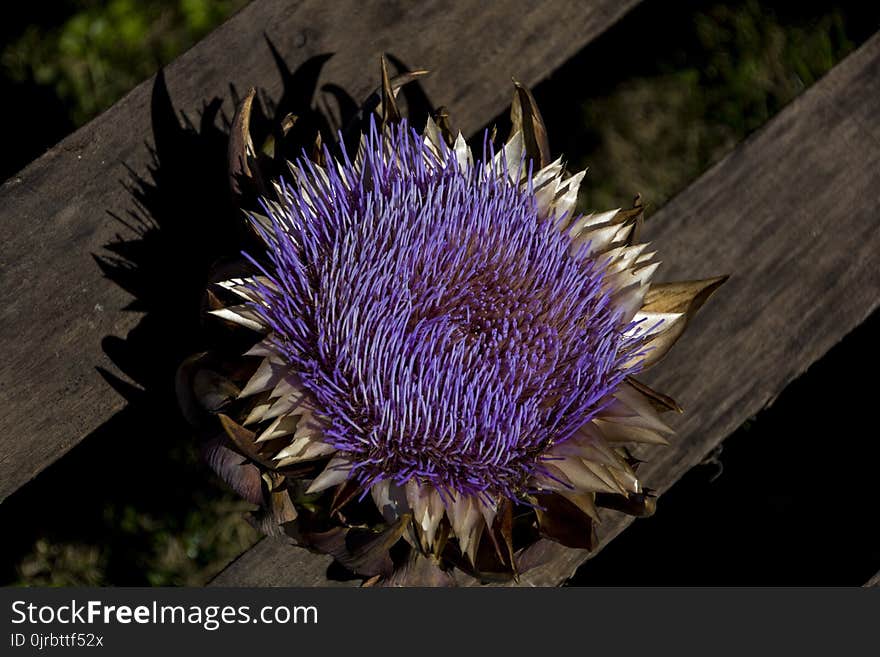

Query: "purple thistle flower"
(193, 76), (727, 582)
(245, 119), (642, 502)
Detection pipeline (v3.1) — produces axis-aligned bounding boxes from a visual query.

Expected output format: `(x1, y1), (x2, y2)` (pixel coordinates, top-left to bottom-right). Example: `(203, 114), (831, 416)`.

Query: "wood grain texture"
(211, 32), (880, 587)
(0, 0), (642, 503)
(212, 541), (350, 587)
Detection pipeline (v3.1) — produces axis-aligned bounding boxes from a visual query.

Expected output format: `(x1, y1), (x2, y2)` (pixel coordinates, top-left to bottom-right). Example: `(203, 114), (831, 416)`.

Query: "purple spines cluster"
(245, 119), (642, 500)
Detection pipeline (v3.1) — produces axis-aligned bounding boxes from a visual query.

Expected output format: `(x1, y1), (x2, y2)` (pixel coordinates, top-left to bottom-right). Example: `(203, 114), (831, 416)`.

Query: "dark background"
(1, 0), (878, 586)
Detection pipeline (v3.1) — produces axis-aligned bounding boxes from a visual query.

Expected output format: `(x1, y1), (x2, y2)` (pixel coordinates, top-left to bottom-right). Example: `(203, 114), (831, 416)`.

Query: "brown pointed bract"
(636, 275), (729, 368)
(228, 87), (264, 199)
(533, 492), (598, 551)
(380, 55), (401, 125)
(510, 80), (551, 168)
(644, 276), (729, 315)
(625, 376), (684, 414)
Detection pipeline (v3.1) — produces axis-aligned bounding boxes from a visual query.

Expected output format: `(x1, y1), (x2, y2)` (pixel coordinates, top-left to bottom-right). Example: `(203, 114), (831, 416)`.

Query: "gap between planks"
(211, 30), (880, 587)
(0, 0), (643, 504)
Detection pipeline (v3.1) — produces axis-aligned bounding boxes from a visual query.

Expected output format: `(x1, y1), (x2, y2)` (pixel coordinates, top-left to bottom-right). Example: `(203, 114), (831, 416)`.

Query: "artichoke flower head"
(178, 59), (726, 586)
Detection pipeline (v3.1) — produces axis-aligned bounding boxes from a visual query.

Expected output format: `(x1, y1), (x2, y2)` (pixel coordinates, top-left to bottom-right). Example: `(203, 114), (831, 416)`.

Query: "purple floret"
(245, 120), (641, 501)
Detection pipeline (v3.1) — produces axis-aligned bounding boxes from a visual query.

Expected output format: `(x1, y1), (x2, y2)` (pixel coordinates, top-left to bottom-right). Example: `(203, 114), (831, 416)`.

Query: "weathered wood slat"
(211, 32), (880, 586)
(0, 0), (643, 503)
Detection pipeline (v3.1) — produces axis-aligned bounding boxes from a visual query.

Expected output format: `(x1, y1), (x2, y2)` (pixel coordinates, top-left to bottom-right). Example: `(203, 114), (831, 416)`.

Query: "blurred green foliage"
(2, 0), (249, 125)
(1, 0), (878, 586)
(534, 0), (867, 212)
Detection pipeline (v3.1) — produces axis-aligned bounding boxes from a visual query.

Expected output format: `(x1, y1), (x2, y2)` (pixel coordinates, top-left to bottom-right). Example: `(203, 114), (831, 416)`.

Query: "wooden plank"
(209, 541), (350, 588)
(211, 31), (880, 587)
(0, 0), (642, 503)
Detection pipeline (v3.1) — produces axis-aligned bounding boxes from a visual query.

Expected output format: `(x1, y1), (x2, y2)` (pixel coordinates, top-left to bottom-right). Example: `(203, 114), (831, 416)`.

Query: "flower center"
(442, 270), (563, 383)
